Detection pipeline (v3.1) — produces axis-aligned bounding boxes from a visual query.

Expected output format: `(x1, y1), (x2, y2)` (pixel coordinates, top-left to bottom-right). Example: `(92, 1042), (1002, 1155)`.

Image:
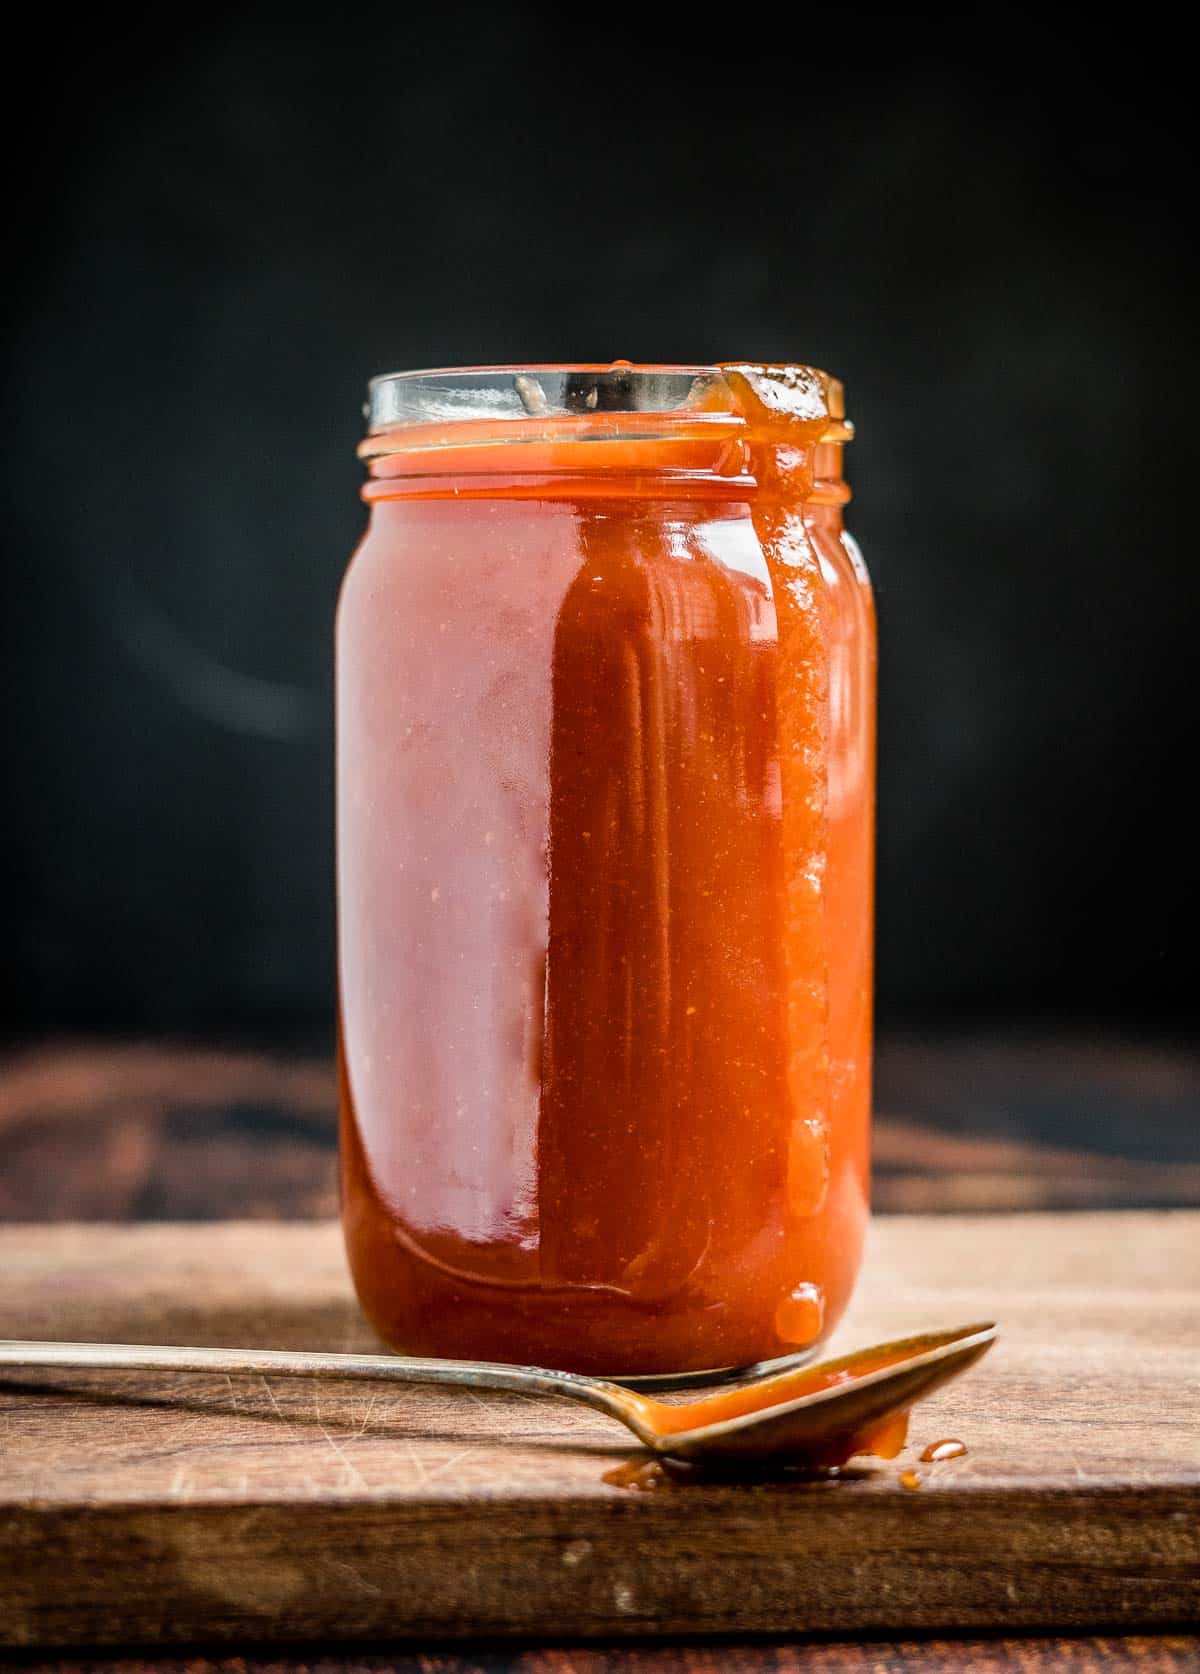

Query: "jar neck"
(361, 421), (850, 508)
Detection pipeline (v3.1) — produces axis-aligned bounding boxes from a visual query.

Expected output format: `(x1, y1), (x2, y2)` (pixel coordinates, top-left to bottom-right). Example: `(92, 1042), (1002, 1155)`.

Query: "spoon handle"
(0, 1338), (634, 1423)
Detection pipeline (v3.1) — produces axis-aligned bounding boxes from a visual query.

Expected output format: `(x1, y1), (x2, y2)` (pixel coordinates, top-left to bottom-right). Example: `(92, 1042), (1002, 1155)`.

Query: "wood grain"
(1, 1213), (1197, 1651)
(6, 1635), (1200, 1672)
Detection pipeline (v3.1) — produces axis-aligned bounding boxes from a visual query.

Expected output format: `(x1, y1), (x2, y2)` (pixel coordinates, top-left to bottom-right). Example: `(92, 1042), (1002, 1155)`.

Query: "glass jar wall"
(337, 363), (875, 1375)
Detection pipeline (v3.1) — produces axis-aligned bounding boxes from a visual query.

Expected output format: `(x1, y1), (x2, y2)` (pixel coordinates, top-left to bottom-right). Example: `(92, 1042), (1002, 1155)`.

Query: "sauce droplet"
(602, 1459), (673, 1492)
(772, 1280), (825, 1346)
(900, 1469), (922, 1491)
(920, 1438), (967, 1463)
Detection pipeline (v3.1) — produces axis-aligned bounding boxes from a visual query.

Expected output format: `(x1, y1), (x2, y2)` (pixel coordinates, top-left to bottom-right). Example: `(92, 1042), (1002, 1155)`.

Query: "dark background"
(4, 1), (1197, 1046)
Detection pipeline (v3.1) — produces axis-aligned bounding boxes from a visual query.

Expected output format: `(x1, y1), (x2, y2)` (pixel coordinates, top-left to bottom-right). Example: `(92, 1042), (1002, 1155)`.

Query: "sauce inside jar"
(337, 364), (876, 1375)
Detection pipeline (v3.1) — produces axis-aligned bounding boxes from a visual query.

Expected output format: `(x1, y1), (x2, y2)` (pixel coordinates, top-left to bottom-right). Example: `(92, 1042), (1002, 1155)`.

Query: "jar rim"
(365, 363), (734, 433)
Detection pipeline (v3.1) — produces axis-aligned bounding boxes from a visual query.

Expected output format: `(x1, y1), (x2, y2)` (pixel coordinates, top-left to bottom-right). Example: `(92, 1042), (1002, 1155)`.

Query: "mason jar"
(337, 362), (875, 1376)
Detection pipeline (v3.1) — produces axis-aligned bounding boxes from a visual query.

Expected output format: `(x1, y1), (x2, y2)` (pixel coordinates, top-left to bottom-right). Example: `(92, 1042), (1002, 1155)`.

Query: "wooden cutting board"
(1, 1213), (1197, 1649)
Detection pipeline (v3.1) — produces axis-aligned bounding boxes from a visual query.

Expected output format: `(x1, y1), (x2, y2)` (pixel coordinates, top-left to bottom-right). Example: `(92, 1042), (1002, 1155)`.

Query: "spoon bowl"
(622, 1324), (997, 1463)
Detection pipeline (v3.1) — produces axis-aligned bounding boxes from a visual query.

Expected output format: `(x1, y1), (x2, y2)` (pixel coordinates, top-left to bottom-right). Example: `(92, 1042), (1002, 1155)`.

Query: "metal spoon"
(0, 1322), (995, 1465)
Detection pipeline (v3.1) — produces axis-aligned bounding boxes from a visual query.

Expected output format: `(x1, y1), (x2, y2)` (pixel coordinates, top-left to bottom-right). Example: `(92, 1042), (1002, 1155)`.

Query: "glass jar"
(337, 362), (875, 1376)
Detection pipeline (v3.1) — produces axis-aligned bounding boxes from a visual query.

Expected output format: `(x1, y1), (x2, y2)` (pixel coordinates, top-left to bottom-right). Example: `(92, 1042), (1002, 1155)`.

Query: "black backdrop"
(4, 2), (1197, 1042)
